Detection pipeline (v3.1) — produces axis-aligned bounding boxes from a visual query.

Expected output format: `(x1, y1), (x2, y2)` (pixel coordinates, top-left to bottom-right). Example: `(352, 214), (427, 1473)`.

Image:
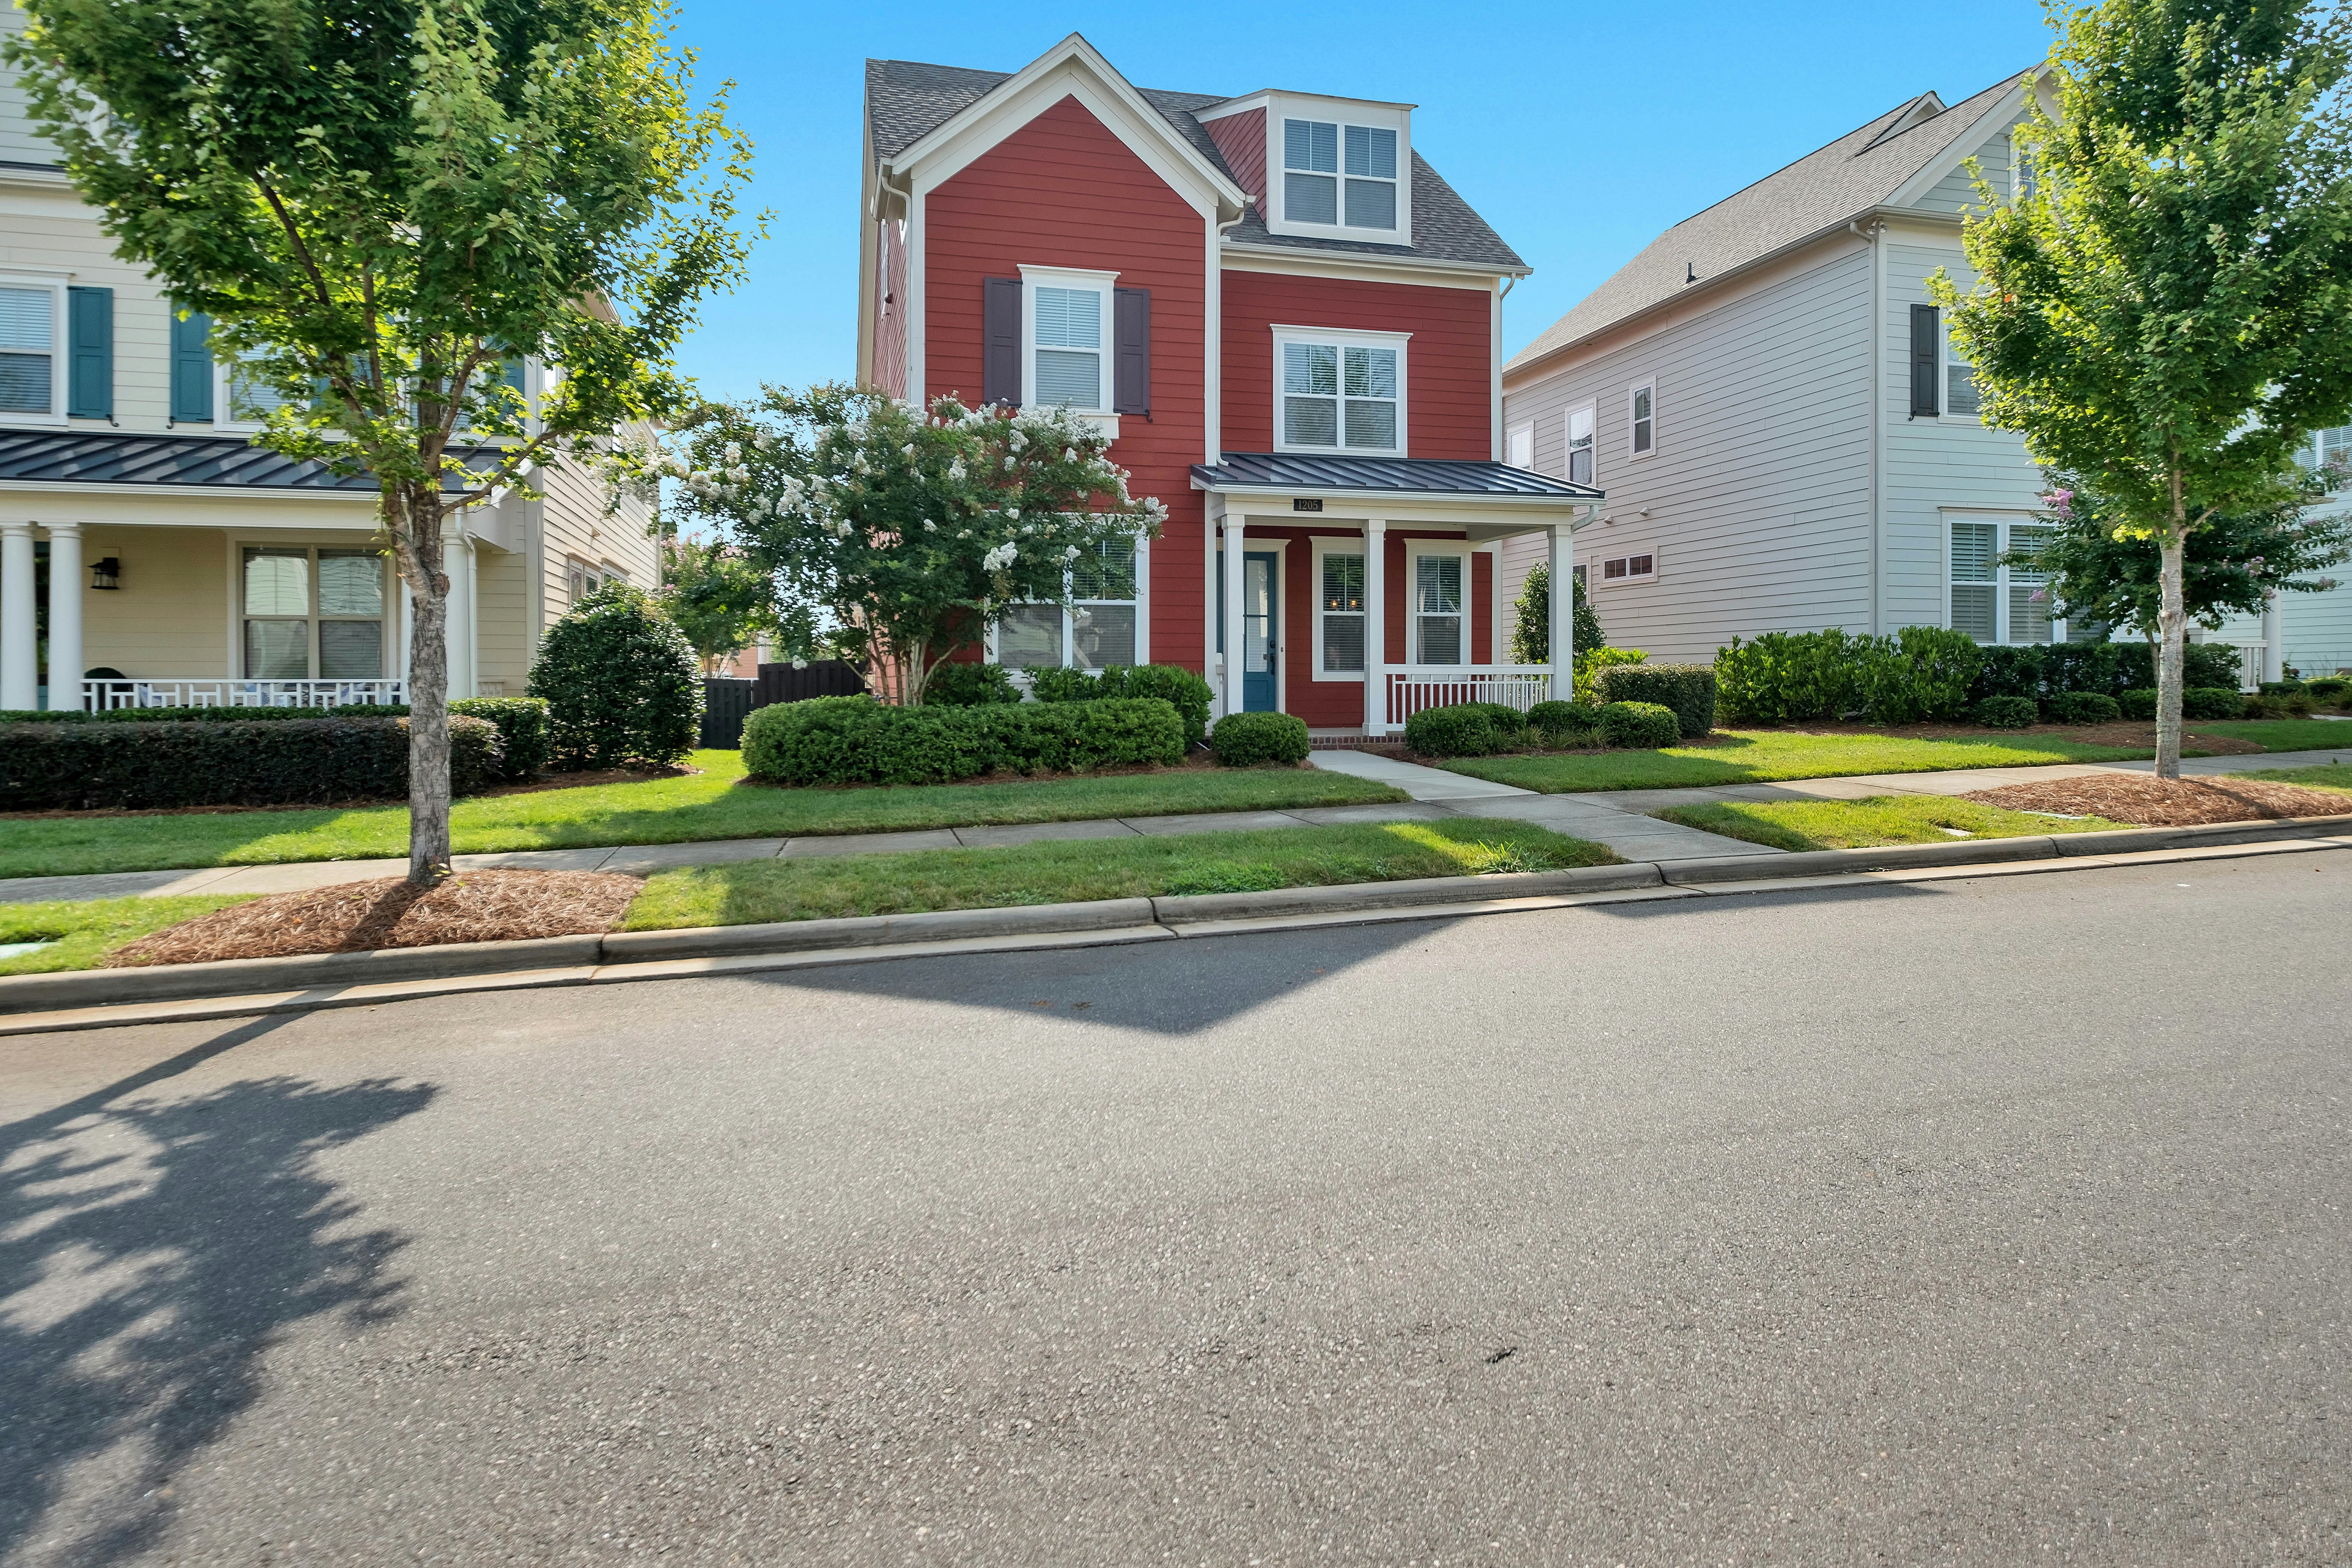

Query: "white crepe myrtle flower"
(923, 519), (938, 532)
(722, 441), (742, 463)
(1061, 544), (1081, 563)
(1004, 456), (1017, 471)
(792, 658), (809, 670)
(1006, 507), (1020, 519)
(948, 459), (966, 482)
(1008, 429), (1027, 453)
(1063, 448), (1076, 463)
(982, 542), (1018, 573)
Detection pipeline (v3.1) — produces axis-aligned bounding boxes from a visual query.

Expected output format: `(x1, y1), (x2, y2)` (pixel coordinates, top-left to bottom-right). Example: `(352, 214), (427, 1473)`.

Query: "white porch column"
(443, 532), (475, 699)
(2260, 592), (2282, 684)
(46, 524), (81, 712)
(1363, 515), (1386, 732)
(1221, 517), (1246, 718)
(1546, 521), (1571, 702)
(0, 523), (35, 711)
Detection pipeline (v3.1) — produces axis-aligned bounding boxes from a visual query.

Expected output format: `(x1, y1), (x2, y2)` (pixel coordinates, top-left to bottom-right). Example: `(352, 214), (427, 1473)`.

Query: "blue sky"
(667, 0), (2055, 402)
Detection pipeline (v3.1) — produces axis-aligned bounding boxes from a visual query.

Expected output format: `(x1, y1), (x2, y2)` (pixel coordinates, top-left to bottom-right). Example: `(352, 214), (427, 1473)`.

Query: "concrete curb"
(6, 813), (2349, 1029)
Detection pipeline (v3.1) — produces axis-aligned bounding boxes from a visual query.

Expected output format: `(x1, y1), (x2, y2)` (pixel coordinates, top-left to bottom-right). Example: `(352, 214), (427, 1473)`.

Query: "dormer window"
(1284, 118), (1396, 230)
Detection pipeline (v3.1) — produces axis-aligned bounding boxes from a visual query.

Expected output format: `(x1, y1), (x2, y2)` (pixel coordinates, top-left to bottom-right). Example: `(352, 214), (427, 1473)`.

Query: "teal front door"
(1219, 550), (1281, 712)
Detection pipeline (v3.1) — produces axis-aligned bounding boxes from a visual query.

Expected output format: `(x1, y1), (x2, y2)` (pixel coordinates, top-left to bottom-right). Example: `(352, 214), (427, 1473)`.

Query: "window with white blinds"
(1031, 286), (1103, 410)
(1283, 118), (1397, 231)
(242, 545), (387, 678)
(1950, 519), (2054, 644)
(1277, 332), (1405, 454)
(0, 286), (57, 415)
(2315, 424), (2352, 469)
(1317, 548), (1365, 675)
(1412, 552), (1464, 665)
(997, 537), (1141, 671)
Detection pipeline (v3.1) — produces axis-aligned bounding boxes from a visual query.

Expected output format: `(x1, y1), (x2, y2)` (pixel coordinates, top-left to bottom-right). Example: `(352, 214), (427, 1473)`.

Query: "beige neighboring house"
(1498, 68), (2350, 684)
(0, 8), (656, 713)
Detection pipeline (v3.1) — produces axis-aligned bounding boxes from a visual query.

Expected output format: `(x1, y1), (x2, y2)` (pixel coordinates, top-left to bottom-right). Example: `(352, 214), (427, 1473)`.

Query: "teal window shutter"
(501, 357), (527, 396)
(67, 287), (112, 419)
(170, 306), (214, 423)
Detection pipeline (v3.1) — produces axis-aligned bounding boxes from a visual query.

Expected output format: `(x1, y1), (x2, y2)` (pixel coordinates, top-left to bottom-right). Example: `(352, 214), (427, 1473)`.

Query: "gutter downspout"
(1852, 218), (1884, 635)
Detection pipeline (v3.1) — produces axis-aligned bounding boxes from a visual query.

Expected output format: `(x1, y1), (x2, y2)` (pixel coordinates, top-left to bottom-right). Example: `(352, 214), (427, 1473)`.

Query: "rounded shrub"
(1404, 703), (1498, 758)
(1972, 694), (2038, 730)
(2119, 688), (2159, 721)
(2046, 691), (2122, 726)
(1209, 710), (1310, 767)
(449, 696), (551, 779)
(2183, 686), (2246, 721)
(1115, 665), (1216, 748)
(528, 584), (703, 770)
(922, 661), (1021, 707)
(1526, 699), (1602, 744)
(1597, 700), (1680, 749)
(1594, 662), (1717, 737)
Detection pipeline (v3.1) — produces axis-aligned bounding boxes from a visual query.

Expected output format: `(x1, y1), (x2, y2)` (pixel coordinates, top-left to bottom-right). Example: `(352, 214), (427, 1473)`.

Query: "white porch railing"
(82, 678), (410, 712)
(1379, 665), (1556, 732)
(2227, 642), (2265, 691)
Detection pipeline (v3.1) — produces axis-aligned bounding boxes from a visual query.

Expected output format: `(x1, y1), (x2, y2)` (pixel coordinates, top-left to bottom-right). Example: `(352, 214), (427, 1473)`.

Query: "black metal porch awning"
(0, 429), (494, 493)
(1190, 452), (1602, 501)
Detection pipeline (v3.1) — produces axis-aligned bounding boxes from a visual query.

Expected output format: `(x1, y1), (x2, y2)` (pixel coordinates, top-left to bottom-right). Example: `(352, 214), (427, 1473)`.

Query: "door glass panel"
(245, 619), (309, 678)
(1243, 559), (1271, 674)
(243, 547), (309, 616)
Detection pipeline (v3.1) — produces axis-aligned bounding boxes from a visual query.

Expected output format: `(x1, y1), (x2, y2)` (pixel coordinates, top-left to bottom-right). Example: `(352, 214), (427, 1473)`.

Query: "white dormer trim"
(887, 34), (1247, 222)
(1260, 92), (1413, 245)
(1885, 72), (2043, 212)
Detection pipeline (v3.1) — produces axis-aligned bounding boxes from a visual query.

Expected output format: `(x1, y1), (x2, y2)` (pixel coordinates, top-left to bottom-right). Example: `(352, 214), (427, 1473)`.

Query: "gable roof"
(1507, 72), (2027, 372)
(864, 56), (1526, 274)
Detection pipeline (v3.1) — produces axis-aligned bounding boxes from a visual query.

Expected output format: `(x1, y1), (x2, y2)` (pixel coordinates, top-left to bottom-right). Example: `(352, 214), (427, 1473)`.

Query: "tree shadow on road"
(0, 1015), (436, 1566)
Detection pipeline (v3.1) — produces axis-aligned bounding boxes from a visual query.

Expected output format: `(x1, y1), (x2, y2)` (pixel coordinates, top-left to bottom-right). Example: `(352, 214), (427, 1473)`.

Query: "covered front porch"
(1194, 454), (1601, 735)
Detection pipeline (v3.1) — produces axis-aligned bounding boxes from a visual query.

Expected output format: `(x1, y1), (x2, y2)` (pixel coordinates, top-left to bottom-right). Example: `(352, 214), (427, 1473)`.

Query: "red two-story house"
(858, 35), (1599, 733)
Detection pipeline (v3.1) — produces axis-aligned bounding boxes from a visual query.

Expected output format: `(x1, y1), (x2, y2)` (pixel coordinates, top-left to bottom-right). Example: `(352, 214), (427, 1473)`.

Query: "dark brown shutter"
(982, 277), (1021, 408)
(1113, 287), (1150, 415)
(1910, 303), (1940, 417)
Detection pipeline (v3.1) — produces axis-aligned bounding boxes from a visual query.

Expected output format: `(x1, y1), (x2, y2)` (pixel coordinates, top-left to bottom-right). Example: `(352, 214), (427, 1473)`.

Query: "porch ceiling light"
(91, 555), (122, 590)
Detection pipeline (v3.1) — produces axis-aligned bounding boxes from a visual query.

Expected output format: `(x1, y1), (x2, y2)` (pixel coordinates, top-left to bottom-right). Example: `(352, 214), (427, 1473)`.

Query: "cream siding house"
(0, 5), (655, 712)
(1502, 70), (2345, 682)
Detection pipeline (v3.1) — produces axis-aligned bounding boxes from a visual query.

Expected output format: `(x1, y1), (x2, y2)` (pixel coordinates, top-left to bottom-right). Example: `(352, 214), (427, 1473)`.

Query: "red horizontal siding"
(1222, 269), (1493, 460)
(923, 94), (1210, 673)
(1202, 108), (1266, 211)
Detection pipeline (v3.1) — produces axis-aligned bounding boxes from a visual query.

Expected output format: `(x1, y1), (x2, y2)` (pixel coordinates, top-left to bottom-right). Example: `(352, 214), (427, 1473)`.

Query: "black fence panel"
(755, 660), (867, 706)
(699, 677), (759, 749)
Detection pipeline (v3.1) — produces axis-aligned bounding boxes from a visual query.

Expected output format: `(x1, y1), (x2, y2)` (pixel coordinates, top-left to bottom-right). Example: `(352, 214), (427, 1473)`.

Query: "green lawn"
(1654, 795), (2131, 852)
(0, 751), (1409, 880)
(0, 894), (257, 975)
(2227, 762), (2352, 796)
(1441, 720), (2351, 795)
(623, 818), (1617, 929)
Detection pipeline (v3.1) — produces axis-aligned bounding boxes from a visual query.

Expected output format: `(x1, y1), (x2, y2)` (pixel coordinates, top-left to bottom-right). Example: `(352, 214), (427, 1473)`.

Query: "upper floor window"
(1282, 117), (1398, 232)
(1566, 404), (1595, 484)
(0, 285), (57, 416)
(1276, 328), (1407, 455)
(1628, 380), (1655, 457)
(1506, 421), (1534, 470)
(1018, 266), (1118, 415)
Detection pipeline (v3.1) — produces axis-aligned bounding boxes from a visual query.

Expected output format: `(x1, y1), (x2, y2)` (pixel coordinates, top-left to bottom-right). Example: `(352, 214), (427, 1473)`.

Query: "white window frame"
(1310, 536), (1367, 683)
(1626, 378), (1656, 461)
(1598, 551), (1657, 586)
(237, 541), (392, 679)
(1406, 540), (1474, 666)
(985, 536), (1150, 672)
(0, 271), (70, 429)
(2314, 423), (2352, 470)
(1947, 515), (2060, 645)
(1270, 325), (1410, 457)
(213, 352), (277, 433)
(1018, 265), (1118, 426)
(1263, 95), (1413, 243)
(1564, 401), (1596, 487)
(1505, 420), (1535, 471)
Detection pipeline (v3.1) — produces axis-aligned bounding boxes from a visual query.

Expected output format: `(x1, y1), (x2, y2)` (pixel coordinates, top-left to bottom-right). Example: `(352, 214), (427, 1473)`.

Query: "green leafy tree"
(658, 536), (771, 673)
(5, 0), (756, 880)
(2017, 477), (2349, 649)
(658, 385), (1164, 705)
(1931, 0), (2352, 776)
(1507, 562), (1606, 665)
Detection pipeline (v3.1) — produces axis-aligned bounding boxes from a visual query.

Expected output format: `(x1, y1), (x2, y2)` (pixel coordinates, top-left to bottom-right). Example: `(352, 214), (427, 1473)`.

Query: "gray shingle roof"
(0, 430), (485, 491)
(1508, 74), (2026, 370)
(1193, 452), (1600, 499)
(865, 57), (1525, 273)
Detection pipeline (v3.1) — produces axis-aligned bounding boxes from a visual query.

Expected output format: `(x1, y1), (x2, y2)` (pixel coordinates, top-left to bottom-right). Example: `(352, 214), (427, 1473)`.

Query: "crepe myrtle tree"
(653, 386), (1164, 705)
(1930, 0), (2352, 776)
(5, 0), (757, 882)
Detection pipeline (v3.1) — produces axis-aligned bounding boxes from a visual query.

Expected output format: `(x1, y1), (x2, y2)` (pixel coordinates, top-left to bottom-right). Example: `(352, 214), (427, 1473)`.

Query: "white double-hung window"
(1411, 548), (1467, 665)
(0, 282), (63, 419)
(1275, 328), (1407, 455)
(1021, 266), (1115, 414)
(996, 536), (1142, 672)
(242, 545), (389, 678)
(1565, 403), (1595, 485)
(1282, 118), (1399, 231)
(1315, 541), (1366, 677)
(1949, 518), (2055, 644)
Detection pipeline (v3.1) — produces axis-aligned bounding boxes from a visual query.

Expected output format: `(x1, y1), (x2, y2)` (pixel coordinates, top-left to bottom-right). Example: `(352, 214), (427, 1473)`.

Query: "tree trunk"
(397, 485), (454, 884)
(2154, 521), (2188, 781)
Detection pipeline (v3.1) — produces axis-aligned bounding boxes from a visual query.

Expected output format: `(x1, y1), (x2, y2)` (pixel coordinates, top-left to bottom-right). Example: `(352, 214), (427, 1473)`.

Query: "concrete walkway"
(5, 746), (2341, 909)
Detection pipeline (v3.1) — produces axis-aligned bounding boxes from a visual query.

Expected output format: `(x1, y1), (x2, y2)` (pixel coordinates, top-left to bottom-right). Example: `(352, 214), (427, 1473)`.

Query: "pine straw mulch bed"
(106, 868), (642, 968)
(1962, 774), (2352, 827)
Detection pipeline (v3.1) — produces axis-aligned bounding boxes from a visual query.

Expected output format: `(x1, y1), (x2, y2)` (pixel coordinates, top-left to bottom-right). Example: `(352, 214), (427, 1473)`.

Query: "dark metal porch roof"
(1191, 452), (1601, 500)
(0, 429), (491, 493)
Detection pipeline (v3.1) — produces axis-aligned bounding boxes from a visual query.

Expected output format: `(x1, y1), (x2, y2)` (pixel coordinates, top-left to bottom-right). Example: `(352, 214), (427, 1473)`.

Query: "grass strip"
(1653, 795), (2130, 852)
(1447, 730), (2179, 793)
(0, 894), (257, 975)
(0, 751), (1409, 880)
(2226, 762), (2352, 796)
(622, 818), (1617, 929)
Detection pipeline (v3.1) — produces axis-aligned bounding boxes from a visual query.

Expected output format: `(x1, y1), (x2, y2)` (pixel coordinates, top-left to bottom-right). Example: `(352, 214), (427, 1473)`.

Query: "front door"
(1241, 551), (1277, 711)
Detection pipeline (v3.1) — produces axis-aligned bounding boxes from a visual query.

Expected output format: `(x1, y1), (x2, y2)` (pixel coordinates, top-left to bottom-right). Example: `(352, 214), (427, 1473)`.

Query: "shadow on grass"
(0, 1015), (436, 1565)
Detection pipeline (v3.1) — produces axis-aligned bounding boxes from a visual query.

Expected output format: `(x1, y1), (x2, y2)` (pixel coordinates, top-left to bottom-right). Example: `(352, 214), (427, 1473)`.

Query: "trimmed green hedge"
(1027, 664), (1217, 749)
(1598, 701), (1680, 749)
(2120, 688), (2158, 721)
(2046, 691), (2122, 726)
(448, 697), (551, 779)
(1715, 633), (2246, 725)
(1972, 640), (2243, 701)
(1527, 700), (1602, 741)
(1208, 710), (1310, 766)
(2184, 686), (2246, 721)
(1594, 662), (1717, 737)
(0, 715), (503, 811)
(923, 662), (1021, 707)
(742, 695), (1184, 786)
(1403, 704), (1499, 758)
(1973, 695), (2037, 729)
(1, 698), (550, 781)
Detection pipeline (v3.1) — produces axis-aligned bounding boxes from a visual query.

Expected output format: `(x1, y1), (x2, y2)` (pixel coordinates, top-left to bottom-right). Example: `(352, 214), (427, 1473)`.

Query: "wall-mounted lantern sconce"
(91, 555), (122, 590)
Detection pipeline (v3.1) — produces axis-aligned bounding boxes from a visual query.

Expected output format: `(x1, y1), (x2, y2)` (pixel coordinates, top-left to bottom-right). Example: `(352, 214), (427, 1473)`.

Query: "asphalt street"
(3, 850), (2347, 1566)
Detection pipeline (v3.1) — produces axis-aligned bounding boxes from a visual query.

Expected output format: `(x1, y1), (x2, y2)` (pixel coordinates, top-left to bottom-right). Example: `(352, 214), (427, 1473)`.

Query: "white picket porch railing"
(81, 678), (410, 712)
(1378, 665), (1557, 732)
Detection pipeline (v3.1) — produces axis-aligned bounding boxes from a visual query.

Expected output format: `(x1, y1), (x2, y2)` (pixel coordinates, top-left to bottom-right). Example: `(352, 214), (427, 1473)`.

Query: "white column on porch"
(1546, 521), (1571, 702)
(0, 522), (35, 712)
(1221, 517), (1246, 718)
(2260, 592), (2282, 684)
(1363, 514), (1386, 732)
(46, 523), (81, 711)
(443, 532), (476, 700)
